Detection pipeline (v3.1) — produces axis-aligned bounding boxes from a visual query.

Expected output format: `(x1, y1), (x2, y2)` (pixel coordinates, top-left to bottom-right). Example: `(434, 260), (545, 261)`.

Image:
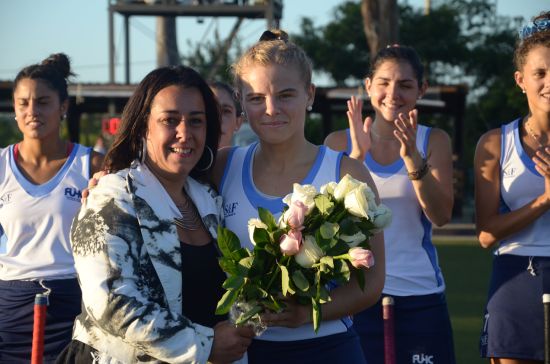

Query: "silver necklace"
(174, 191), (202, 231)
(525, 119), (546, 150)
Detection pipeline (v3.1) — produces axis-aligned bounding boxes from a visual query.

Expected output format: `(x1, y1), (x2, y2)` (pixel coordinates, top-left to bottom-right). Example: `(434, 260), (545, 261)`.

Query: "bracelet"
(407, 159), (430, 180)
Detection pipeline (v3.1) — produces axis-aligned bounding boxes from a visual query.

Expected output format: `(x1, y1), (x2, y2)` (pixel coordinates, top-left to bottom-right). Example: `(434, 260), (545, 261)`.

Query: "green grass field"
(434, 238), (494, 364)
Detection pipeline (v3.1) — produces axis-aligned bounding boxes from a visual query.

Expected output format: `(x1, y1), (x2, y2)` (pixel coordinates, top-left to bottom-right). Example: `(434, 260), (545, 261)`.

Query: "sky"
(0, 0), (548, 85)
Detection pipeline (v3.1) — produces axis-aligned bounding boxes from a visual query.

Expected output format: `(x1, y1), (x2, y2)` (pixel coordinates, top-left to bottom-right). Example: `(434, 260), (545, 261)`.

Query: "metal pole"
(383, 296), (396, 364)
(544, 293), (550, 364)
(124, 15), (130, 85)
(31, 294), (48, 364)
(108, 0), (115, 84)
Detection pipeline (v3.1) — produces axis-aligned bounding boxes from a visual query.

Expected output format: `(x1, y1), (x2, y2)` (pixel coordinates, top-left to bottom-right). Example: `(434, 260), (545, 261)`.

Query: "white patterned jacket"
(70, 161), (223, 363)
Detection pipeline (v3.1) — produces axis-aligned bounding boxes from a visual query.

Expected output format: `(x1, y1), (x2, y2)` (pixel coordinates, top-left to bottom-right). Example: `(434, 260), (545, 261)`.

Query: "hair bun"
(259, 29), (289, 43)
(41, 53), (74, 79)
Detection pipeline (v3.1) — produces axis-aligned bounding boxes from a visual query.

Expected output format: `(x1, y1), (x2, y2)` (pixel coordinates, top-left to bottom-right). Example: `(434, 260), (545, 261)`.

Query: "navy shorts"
(247, 329), (366, 364)
(480, 254), (550, 361)
(0, 278), (81, 364)
(354, 293), (456, 364)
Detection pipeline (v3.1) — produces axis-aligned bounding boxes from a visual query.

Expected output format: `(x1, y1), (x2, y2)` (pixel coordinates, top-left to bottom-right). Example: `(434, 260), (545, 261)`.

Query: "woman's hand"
(347, 95), (373, 160)
(209, 321), (255, 364)
(81, 170), (108, 202)
(260, 297), (311, 328)
(394, 109), (424, 168)
(533, 147), (550, 207)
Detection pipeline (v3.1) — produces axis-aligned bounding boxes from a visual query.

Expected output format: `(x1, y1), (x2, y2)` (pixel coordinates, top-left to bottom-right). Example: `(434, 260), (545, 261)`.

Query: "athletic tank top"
(220, 142), (349, 341)
(497, 118), (550, 256)
(347, 125), (446, 296)
(0, 143), (92, 280)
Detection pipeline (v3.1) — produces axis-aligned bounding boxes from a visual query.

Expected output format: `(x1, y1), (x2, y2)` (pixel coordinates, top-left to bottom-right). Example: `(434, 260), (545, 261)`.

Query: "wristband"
(407, 159), (430, 180)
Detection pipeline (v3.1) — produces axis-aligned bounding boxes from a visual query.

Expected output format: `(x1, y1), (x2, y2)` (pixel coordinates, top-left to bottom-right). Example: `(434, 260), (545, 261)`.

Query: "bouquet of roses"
(215, 174), (392, 333)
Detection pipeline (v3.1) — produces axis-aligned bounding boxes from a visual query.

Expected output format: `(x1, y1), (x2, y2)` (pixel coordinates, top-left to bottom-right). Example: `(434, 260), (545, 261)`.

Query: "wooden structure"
(108, 0), (283, 84)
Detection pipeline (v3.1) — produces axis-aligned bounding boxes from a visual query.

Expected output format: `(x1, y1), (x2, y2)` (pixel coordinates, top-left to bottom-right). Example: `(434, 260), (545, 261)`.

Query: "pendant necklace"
(174, 190), (202, 231)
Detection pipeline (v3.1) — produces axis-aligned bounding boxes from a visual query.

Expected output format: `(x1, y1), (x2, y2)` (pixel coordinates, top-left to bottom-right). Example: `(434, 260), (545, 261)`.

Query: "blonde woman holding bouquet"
(324, 45), (455, 363)
(474, 12), (550, 363)
(211, 29), (385, 364)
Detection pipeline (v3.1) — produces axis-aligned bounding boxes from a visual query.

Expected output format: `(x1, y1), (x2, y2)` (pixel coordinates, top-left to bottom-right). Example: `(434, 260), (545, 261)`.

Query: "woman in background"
(325, 45), (455, 364)
(0, 53), (103, 363)
(474, 11), (550, 364)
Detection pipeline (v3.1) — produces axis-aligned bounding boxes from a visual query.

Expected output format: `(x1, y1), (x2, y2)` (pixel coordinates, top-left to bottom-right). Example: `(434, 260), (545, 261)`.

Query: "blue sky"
(0, 0), (547, 85)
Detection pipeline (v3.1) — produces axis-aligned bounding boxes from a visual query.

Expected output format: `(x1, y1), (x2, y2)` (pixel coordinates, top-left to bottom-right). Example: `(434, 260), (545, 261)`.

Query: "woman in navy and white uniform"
(0, 53), (103, 363)
(324, 45), (456, 364)
(211, 29), (385, 364)
(474, 11), (550, 364)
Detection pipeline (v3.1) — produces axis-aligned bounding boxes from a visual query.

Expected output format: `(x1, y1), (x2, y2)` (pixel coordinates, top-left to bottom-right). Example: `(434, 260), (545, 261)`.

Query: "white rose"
(320, 181), (337, 197)
(333, 174), (361, 201)
(340, 231), (367, 248)
(289, 183), (317, 215)
(372, 204), (392, 232)
(247, 218), (268, 245)
(295, 235), (325, 268)
(344, 184), (370, 219)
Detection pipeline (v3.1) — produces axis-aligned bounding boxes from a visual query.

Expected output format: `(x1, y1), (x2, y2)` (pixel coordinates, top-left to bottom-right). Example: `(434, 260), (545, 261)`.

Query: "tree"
(156, 0), (180, 67)
(361, 0), (398, 58)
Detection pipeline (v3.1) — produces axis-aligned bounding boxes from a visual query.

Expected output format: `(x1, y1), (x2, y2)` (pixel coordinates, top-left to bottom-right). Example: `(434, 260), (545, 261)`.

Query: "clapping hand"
(347, 95), (373, 160)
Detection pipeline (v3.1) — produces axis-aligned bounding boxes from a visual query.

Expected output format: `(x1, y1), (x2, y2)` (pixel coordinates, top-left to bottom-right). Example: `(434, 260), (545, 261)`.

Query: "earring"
(306, 105), (312, 112)
(522, 89), (526, 94)
(197, 146), (214, 172)
(140, 138), (148, 163)
(14, 116), (17, 121)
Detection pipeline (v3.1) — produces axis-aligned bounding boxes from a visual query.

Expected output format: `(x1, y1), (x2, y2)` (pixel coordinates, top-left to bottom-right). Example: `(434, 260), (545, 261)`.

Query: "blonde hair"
(231, 29), (313, 94)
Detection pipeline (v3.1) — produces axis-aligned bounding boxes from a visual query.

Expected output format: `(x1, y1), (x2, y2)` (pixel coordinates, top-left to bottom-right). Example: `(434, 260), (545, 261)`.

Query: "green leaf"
(222, 275), (245, 290)
(258, 207), (277, 230)
(218, 257), (239, 275)
(318, 285), (331, 304)
(253, 228), (271, 246)
(217, 226), (242, 257)
(216, 289), (239, 315)
(320, 256), (334, 268)
(315, 194), (334, 215)
(292, 270), (310, 292)
(280, 265), (295, 296)
(311, 298), (321, 333)
(355, 267), (366, 291)
(319, 222), (339, 240)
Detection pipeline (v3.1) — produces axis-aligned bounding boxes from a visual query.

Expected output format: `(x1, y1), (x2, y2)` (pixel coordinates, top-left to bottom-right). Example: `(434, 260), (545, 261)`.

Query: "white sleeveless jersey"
(220, 143), (349, 341)
(348, 125), (445, 296)
(0, 143), (92, 280)
(497, 118), (550, 256)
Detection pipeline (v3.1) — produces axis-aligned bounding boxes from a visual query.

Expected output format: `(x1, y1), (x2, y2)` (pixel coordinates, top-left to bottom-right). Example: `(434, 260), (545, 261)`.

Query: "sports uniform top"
(220, 142), (349, 341)
(0, 143), (92, 281)
(497, 118), (550, 256)
(347, 125), (445, 296)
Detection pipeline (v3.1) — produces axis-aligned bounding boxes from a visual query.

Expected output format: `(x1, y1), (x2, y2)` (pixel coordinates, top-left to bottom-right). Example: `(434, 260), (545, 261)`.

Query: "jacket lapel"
(128, 164), (183, 315)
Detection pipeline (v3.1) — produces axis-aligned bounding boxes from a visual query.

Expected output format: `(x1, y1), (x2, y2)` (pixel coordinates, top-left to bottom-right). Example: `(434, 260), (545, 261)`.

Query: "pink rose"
(279, 229), (302, 256)
(284, 200), (308, 230)
(349, 247), (375, 269)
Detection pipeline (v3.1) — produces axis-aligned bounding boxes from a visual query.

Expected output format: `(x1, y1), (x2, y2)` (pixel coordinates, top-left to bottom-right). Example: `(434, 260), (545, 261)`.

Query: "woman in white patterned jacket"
(56, 66), (254, 363)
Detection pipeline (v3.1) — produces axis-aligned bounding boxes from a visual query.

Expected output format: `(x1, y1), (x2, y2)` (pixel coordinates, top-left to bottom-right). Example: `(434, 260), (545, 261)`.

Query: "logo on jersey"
(223, 201), (239, 218)
(412, 354), (434, 364)
(502, 167), (517, 178)
(64, 187), (83, 202)
(0, 192), (13, 208)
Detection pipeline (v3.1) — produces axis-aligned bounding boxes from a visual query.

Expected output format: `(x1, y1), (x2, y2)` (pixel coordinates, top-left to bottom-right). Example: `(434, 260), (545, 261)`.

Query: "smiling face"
(13, 78), (67, 140)
(145, 85), (207, 184)
(211, 86), (242, 148)
(366, 60), (424, 123)
(240, 64), (314, 145)
(515, 45), (550, 116)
